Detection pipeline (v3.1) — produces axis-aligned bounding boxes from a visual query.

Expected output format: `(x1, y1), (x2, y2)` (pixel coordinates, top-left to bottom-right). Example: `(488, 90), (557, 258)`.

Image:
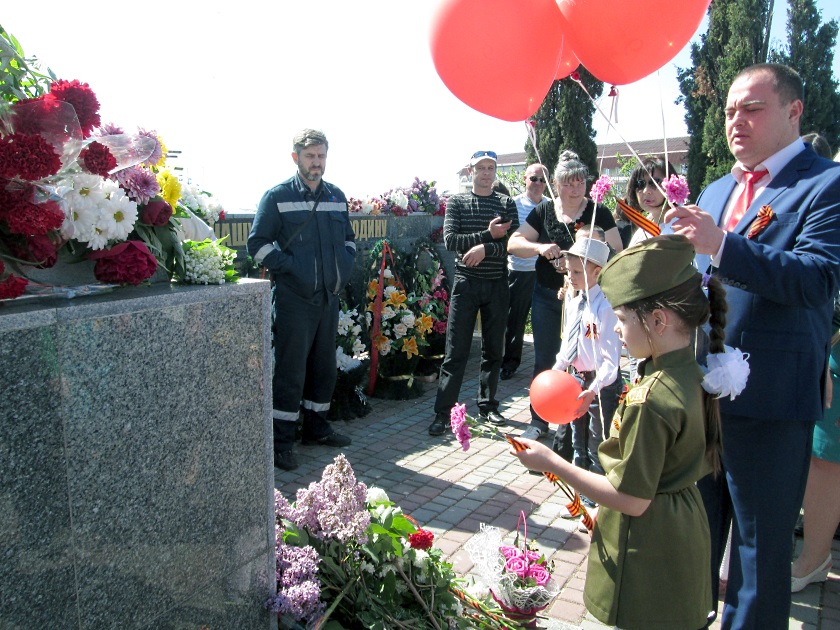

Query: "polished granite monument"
(0, 279), (275, 629)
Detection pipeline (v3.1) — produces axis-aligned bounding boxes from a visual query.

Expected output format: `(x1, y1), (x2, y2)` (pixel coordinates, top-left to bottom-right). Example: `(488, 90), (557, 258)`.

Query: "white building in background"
(456, 137), (689, 193)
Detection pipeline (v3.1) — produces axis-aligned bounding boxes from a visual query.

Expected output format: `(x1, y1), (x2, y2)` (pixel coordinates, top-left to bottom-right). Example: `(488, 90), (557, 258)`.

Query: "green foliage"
(526, 68), (604, 180)
(771, 0), (840, 152)
(678, 0), (840, 196)
(0, 24), (54, 105)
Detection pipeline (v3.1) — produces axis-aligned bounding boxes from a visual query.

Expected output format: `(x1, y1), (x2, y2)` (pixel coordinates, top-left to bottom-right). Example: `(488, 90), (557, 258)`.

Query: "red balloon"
(430, 0), (567, 121)
(530, 370), (583, 425)
(554, 35), (580, 81)
(557, 0), (711, 85)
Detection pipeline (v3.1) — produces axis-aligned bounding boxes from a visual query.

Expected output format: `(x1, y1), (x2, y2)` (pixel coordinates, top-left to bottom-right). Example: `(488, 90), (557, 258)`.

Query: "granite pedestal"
(0, 279), (275, 629)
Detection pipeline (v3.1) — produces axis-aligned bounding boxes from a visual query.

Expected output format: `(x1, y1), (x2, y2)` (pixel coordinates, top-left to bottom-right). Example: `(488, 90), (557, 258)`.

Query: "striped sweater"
(443, 191), (519, 280)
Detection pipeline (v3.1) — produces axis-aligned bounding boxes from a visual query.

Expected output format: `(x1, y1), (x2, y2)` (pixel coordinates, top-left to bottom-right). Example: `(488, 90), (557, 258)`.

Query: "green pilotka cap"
(597, 235), (699, 308)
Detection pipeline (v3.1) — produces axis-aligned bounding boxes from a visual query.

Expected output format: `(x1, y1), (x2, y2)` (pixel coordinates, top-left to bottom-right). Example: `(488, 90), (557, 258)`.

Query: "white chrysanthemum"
(401, 312), (415, 328)
(393, 323), (407, 339)
(366, 487), (389, 504)
(383, 285), (398, 299)
(101, 184), (138, 242)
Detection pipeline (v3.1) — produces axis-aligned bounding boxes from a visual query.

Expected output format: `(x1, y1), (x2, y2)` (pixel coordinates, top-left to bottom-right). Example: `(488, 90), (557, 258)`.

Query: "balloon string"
(656, 70), (672, 179)
(524, 120), (557, 205)
(571, 76), (672, 208)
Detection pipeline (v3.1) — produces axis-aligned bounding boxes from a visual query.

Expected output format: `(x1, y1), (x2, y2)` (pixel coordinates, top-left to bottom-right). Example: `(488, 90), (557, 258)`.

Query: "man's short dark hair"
(735, 63), (804, 105)
(293, 129), (329, 154)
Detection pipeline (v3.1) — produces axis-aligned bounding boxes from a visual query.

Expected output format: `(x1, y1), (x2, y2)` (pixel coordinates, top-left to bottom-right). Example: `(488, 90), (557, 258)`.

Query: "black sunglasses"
(635, 177), (663, 190)
(471, 150), (497, 160)
(528, 176), (547, 183)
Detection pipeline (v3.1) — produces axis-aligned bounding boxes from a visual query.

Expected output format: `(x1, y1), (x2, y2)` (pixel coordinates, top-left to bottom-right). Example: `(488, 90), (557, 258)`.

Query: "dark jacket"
(248, 173), (356, 298)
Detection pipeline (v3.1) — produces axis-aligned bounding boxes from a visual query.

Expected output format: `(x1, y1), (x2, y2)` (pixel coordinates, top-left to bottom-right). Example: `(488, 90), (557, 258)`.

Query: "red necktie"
(726, 169), (768, 232)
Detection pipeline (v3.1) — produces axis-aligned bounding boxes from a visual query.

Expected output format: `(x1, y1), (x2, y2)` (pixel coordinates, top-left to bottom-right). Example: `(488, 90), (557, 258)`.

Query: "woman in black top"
(508, 150), (622, 444)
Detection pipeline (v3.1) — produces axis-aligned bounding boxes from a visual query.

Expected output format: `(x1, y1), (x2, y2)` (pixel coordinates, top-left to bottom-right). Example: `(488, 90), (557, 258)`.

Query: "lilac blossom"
(290, 454), (370, 544)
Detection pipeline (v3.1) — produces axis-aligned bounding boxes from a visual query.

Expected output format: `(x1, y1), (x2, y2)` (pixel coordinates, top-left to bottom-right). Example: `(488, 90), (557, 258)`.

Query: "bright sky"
(3, 1), (839, 211)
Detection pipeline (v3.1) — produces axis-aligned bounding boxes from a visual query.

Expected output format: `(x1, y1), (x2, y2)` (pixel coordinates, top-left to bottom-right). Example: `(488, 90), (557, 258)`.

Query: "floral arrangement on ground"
(330, 303), (371, 421)
(269, 453), (533, 629)
(364, 240), (432, 399)
(0, 26), (236, 300)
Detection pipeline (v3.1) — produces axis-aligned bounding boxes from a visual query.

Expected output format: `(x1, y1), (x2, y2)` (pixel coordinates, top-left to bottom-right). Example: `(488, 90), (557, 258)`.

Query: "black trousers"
(272, 283), (338, 449)
(434, 275), (509, 416)
(502, 269), (536, 372)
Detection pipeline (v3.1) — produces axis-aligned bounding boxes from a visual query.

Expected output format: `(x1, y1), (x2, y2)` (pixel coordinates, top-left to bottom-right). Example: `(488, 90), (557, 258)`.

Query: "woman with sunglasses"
(508, 150), (623, 446)
(621, 157), (676, 248)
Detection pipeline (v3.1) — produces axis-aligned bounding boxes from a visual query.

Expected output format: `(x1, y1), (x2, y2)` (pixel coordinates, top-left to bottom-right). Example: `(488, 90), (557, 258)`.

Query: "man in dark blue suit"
(666, 63), (840, 629)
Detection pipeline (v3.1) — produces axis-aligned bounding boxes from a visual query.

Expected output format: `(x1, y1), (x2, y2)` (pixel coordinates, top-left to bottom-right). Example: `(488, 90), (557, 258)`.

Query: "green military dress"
(583, 346), (713, 629)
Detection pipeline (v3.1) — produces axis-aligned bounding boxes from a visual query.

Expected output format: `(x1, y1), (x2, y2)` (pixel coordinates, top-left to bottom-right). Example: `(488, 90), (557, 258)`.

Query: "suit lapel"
(732, 148), (814, 234)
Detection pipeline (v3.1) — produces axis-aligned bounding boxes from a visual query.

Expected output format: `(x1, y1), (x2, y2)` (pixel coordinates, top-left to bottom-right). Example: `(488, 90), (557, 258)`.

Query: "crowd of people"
(250, 61), (840, 629)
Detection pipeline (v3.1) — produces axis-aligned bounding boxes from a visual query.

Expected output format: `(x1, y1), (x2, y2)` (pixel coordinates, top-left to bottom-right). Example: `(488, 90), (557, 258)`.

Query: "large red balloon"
(530, 370), (583, 425)
(554, 35), (580, 81)
(430, 0), (567, 121)
(557, 0), (711, 86)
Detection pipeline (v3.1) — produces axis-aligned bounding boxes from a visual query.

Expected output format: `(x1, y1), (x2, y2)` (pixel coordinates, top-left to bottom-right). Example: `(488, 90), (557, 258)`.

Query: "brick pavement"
(275, 335), (839, 629)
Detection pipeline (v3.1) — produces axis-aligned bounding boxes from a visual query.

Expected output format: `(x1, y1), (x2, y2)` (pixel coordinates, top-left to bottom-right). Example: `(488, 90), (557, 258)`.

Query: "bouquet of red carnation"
(465, 514), (560, 626)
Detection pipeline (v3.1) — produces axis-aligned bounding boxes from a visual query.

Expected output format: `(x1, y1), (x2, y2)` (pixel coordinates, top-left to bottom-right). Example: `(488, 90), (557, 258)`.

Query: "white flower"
(389, 189), (409, 210)
(352, 338), (367, 357)
(360, 561), (375, 574)
(400, 312), (415, 328)
(383, 285), (399, 300)
(383, 269), (393, 279)
(361, 201), (374, 215)
(183, 240), (236, 284)
(393, 323), (408, 339)
(366, 487), (390, 504)
(381, 306), (396, 321)
(378, 338), (392, 355)
(412, 549), (429, 569)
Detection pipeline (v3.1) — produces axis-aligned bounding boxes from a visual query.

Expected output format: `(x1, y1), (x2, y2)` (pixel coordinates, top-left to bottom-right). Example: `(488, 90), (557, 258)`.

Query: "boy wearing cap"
(428, 150), (518, 436)
(552, 237), (621, 480)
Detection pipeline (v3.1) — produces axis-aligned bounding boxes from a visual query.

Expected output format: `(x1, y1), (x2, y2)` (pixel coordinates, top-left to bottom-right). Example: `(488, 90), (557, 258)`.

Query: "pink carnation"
(662, 174), (690, 206)
(589, 175), (613, 204)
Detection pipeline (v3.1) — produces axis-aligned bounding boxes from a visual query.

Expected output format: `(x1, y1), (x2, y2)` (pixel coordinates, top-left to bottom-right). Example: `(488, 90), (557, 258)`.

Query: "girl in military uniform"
(513, 235), (734, 629)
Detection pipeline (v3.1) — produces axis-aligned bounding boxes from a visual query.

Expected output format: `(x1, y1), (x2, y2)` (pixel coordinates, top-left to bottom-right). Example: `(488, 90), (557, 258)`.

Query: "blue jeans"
(529, 284), (565, 438)
(553, 374), (620, 475)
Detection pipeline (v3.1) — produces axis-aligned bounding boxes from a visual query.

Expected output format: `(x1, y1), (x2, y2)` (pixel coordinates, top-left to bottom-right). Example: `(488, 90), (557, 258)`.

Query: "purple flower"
(289, 454), (370, 544)
(526, 564), (551, 586)
(137, 127), (164, 167)
(505, 555), (530, 578)
(662, 174), (690, 206)
(112, 165), (160, 204)
(589, 175), (613, 204)
(450, 403), (472, 451)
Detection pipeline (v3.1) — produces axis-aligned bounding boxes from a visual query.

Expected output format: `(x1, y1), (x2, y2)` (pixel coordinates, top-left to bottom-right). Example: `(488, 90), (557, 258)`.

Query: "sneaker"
(479, 410), (507, 426)
(428, 413), (450, 436)
(520, 427), (543, 441)
(301, 431), (352, 447)
(274, 449), (299, 471)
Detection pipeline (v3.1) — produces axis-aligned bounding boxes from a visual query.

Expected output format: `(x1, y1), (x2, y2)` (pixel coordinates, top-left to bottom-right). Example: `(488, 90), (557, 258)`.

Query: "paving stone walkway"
(275, 335), (839, 630)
